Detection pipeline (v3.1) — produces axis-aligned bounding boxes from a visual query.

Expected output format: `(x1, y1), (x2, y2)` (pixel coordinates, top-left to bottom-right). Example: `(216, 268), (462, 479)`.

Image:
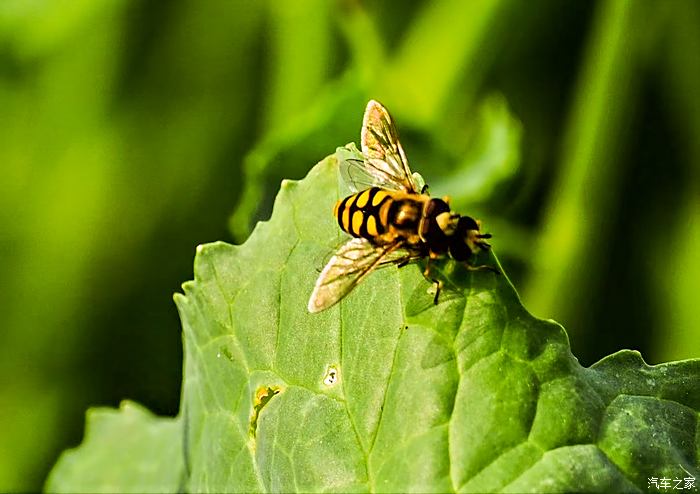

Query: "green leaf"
(176, 153), (699, 492)
(45, 401), (184, 493)
(48, 151), (699, 492)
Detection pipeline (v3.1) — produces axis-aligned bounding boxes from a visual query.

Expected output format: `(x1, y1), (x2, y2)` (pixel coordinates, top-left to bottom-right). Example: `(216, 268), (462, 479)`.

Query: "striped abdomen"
(334, 187), (392, 239)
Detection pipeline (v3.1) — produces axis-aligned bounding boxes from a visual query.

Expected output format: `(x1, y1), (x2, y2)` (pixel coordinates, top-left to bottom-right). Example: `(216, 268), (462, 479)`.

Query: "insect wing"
(308, 238), (405, 313)
(359, 100), (419, 193)
(338, 154), (402, 193)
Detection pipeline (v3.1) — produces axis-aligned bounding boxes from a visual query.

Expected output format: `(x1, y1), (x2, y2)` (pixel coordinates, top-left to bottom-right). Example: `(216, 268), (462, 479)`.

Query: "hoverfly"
(307, 100), (495, 313)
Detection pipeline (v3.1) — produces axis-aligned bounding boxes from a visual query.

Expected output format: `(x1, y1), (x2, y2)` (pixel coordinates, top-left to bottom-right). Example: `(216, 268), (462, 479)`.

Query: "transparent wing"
(362, 100), (418, 192)
(339, 100), (419, 193)
(338, 154), (402, 193)
(308, 238), (408, 313)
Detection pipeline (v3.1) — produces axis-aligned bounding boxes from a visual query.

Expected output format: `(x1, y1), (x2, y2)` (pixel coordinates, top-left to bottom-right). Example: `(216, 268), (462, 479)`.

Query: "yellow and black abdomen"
(334, 187), (392, 240)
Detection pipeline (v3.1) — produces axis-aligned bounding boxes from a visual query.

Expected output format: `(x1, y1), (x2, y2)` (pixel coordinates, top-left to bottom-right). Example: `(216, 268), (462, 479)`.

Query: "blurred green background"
(1, 0), (698, 490)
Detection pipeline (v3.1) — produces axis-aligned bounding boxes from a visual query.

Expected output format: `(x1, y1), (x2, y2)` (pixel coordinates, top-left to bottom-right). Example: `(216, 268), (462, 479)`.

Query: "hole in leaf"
(323, 365), (339, 386)
(249, 386), (281, 438)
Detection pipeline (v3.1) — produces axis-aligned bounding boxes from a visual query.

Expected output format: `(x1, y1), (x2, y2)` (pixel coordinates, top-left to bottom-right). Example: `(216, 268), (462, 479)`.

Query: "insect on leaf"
(47, 150), (700, 493)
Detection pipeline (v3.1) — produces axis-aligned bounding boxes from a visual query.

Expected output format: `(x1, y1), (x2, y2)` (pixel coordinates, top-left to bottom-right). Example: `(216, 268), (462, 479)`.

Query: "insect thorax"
(418, 198), (453, 254)
(387, 197), (423, 230)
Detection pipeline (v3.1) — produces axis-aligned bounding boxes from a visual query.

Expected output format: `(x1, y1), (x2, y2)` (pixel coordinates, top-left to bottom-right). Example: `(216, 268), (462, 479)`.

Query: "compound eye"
(458, 216), (479, 231)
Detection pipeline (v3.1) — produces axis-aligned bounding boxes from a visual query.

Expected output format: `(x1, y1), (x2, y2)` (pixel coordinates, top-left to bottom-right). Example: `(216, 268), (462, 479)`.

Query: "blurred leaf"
(229, 73), (367, 240)
(375, 0), (513, 125)
(0, 0), (118, 59)
(46, 153), (693, 492)
(523, 0), (641, 335)
(1, 0), (268, 489)
(262, 0), (334, 131)
(651, 196), (700, 362)
(0, 0), (129, 489)
(430, 94), (522, 211)
(654, 1), (700, 362)
(45, 401), (183, 493)
(335, 2), (386, 86)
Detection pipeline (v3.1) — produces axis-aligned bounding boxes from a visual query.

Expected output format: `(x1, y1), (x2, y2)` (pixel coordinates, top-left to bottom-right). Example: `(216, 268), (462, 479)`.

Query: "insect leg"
(379, 254), (421, 268)
(431, 279), (443, 305)
(422, 257), (444, 305)
(395, 254), (422, 268)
